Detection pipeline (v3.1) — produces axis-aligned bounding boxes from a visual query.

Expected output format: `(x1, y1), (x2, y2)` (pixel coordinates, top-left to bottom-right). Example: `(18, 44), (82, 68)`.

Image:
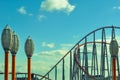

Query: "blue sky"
(0, 0), (120, 78)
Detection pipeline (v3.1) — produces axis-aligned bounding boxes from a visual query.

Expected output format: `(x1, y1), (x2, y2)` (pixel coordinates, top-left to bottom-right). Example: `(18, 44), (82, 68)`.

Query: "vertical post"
(55, 66), (57, 80)
(47, 73), (49, 80)
(109, 30), (118, 80)
(5, 52), (9, 80)
(100, 29), (105, 78)
(10, 31), (19, 80)
(1, 26), (13, 80)
(28, 58), (31, 80)
(84, 38), (88, 73)
(77, 47), (80, 80)
(12, 55), (16, 80)
(24, 36), (34, 80)
(70, 51), (72, 80)
(62, 59), (65, 80)
(112, 57), (116, 80)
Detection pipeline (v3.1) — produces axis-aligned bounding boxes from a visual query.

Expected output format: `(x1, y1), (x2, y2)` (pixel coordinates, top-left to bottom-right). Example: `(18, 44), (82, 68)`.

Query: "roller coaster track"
(40, 26), (120, 80)
(74, 41), (110, 80)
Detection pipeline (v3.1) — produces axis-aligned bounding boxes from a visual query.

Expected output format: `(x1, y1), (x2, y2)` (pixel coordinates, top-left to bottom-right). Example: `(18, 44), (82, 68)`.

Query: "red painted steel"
(112, 58), (116, 80)
(28, 58), (31, 80)
(12, 55), (16, 80)
(4, 52), (9, 80)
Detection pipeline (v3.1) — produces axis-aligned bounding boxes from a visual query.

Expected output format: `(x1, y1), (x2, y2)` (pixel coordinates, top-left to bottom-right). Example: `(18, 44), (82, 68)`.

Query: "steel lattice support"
(91, 32), (99, 76)
(39, 26), (120, 80)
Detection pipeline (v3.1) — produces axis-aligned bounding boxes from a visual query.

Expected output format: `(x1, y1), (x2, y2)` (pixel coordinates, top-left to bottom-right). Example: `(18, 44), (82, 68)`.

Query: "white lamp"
(109, 39), (119, 57)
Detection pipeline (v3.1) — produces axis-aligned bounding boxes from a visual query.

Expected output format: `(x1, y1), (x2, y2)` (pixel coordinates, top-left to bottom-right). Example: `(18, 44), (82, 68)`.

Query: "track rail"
(74, 41), (110, 80)
(40, 26), (120, 80)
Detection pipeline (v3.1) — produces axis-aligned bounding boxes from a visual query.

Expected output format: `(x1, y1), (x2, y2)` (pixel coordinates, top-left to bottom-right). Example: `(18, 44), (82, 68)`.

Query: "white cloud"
(34, 49), (68, 57)
(18, 6), (27, 14)
(32, 61), (51, 75)
(38, 15), (46, 21)
(113, 6), (120, 10)
(41, 49), (68, 55)
(40, 0), (75, 14)
(60, 43), (73, 49)
(16, 64), (27, 73)
(60, 44), (73, 47)
(32, 48), (69, 75)
(18, 6), (33, 16)
(41, 42), (55, 48)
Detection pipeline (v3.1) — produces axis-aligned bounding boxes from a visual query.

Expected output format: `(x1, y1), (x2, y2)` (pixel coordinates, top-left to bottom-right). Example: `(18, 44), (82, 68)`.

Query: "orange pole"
(12, 55), (16, 80)
(4, 52), (9, 80)
(28, 58), (31, 80)
(112, 57), (116, 80)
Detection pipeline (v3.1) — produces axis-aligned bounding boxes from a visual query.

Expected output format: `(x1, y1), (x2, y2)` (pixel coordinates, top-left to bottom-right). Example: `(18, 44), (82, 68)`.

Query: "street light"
(1, 25), (13, 80)
(25, 36), (34, 80)
(10, 31), (19, 80)
(110, 39), (119, 57)
(109, 38), (119, 80)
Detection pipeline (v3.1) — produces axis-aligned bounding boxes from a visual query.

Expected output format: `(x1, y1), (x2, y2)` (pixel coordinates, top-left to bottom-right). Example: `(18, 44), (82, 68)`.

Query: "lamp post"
(10, 31), (19, 80)
(1, 25), (13, 80)
(109, 39), (119, 80)
(25, 36), (34, 80)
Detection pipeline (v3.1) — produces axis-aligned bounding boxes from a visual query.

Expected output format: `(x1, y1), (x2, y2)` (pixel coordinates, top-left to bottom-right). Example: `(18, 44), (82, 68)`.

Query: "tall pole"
(25, 36), (34, 80)
(5, 52), (9, 80)
(109, 38), (119, 80)
(12, 55), (16, 80)
(28, 58), (31, 80)
(112, 57), (116, 80)
(10, 31), (19, 80)
(1, 25), (13, 80)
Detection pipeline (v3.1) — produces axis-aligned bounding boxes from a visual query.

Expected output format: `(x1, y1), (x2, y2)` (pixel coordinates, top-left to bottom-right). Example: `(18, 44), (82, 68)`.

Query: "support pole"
(28, 58), (31, 80)
(5, 52), (9, 80)
(112, 57), (116, 80)
(12, 55), (16, 80)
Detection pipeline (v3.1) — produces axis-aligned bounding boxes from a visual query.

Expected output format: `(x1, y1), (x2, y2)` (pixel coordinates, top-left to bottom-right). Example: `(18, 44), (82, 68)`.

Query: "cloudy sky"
(0, 0), (120, 79)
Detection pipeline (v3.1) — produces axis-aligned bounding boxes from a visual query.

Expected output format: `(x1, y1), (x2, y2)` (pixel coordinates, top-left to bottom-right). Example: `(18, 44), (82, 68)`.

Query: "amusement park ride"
(1, 25), (120, 80)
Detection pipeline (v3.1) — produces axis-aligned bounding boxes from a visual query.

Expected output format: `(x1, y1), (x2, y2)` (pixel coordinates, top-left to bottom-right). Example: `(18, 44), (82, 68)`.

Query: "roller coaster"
(1, 26), (120, 80)
(40, 26), (120, 80)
